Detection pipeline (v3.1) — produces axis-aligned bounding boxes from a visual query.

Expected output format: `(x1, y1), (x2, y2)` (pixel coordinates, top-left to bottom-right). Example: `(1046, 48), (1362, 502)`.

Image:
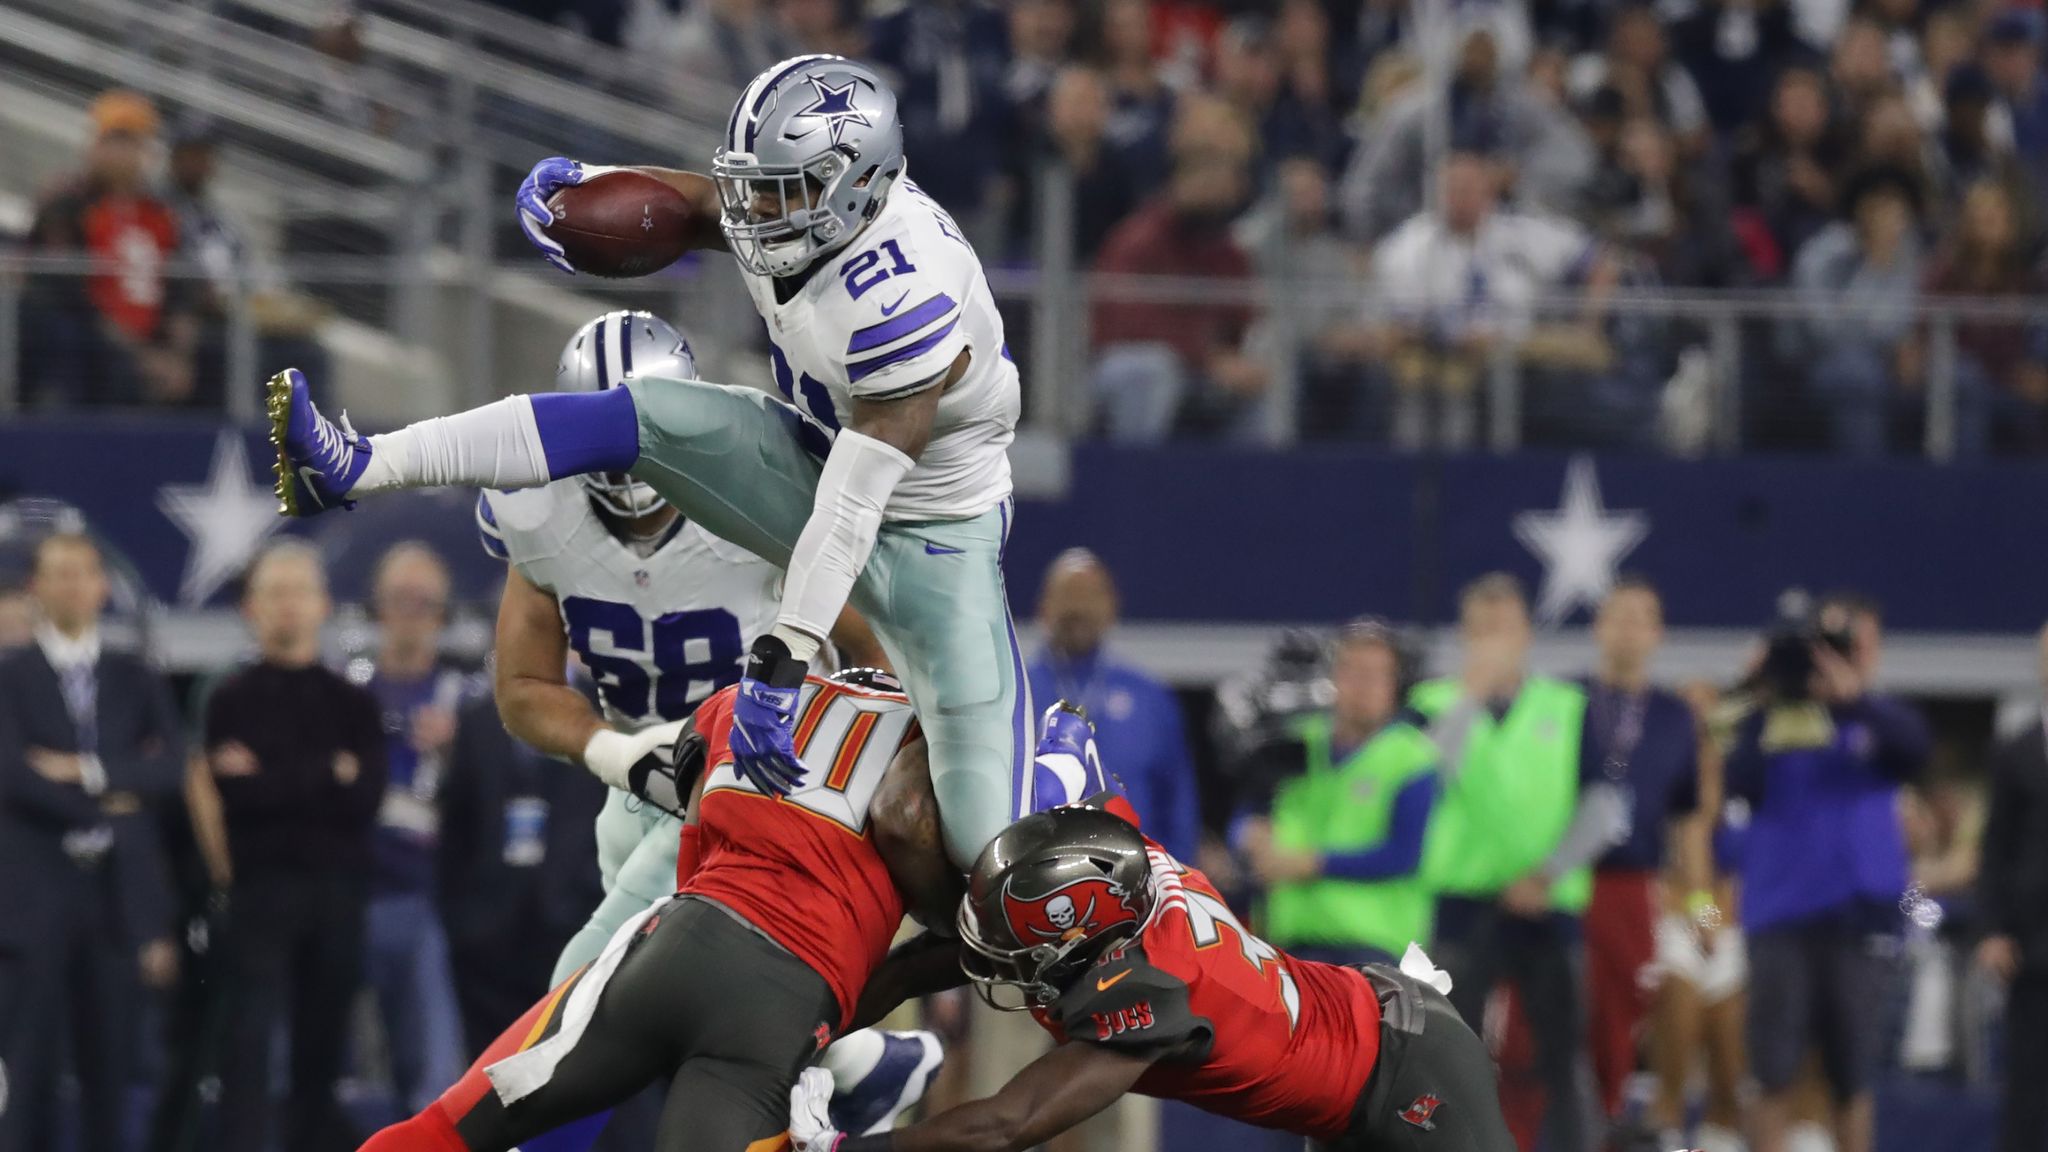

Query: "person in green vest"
(1410, 573), (1623, 1152)
(1240, 619), (1443, 968)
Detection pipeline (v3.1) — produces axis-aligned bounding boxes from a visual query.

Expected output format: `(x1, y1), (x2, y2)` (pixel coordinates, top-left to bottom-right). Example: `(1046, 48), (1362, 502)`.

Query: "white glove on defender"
(581, 721), (689, 792)
(788, 1067), (844, 1152)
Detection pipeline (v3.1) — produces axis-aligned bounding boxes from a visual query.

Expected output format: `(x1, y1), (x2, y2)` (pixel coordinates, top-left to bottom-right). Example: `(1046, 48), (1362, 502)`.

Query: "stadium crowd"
(1, 518), (2044, 1152)
(477, 0), (2048, 454)
(8, 0), (2048, 454)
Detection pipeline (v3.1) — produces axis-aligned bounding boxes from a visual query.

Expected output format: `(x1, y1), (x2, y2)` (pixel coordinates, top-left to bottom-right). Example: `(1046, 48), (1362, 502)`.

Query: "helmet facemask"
(714, 149), (874, 278)
(580, 471), (665, 521)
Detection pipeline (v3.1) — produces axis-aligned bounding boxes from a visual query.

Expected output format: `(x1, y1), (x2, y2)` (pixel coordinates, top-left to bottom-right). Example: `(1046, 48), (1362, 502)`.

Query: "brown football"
(544, 169), (694, 278)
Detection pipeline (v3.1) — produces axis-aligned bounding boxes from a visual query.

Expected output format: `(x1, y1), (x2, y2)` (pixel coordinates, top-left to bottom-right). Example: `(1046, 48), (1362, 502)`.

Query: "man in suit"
(1978, 620), (2048, 1152)
(0, 531), (183, 1152)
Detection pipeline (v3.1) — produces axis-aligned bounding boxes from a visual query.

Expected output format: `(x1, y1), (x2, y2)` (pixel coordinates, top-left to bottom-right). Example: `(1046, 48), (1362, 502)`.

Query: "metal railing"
(6, 249), (2045, 462)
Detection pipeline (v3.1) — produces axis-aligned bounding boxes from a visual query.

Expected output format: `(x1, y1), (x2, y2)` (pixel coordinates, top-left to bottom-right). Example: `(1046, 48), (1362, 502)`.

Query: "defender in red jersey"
(358, 670), (938, 1152)
(797, 806), (1514, 1152)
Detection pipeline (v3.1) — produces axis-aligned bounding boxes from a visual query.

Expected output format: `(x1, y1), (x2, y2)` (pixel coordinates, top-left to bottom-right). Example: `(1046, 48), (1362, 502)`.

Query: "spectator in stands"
(1734, 65), (1851, 274)
(1932, 64), (2042, 247)
(1852, 94), (1938, 229)
(1099, 0), (1175, 199)
(1568, 4), (1711, 156)
(310, 13), (403, 135)
(1089, 96), (1268, 442)
(0, 581), (34, 649)
(1668, 0), (1814, 136)
(775, 0), (857, 56)
(1004, 66), (1138, 266)
(1584, 112), (1747, 289)
(1213, 13), (1340, 169)
(867, 0), (1010, 228)
(1370, 149), (1619, 450)
(1337, 26), (1594, 242)
(1245, 620), (1440, 967)
(0, 532), (182, 1152)
(206, 542), (385, 1152)
(1273, 0), (1345, 163)
(1577, 578), (1713, 1125)
(1907, 9), (1977, 130)
(359, 543), (465, 1119)
(1026, 549), (1199, 861)
(1829, 17), (1899, 135)
(666, 0), (794, 93)
(1790, 166), (1924, 457)
(1726, 591), (1928, 1152)
(1977, 620), (2048, 1152)
(21, 91), (197, 409)
(1410, 573), (1604, 1152)
(1237, 156), (1376, 440)
(1001, 0), (1074, 122)
(437, 681), (606, 1057)
(1913, 180), (2048, 457)
(1984, 10), (2048, 193)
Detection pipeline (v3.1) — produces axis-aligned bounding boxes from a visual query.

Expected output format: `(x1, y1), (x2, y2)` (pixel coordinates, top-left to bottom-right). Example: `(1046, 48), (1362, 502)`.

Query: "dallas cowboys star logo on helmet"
(787, 76), (873, 145)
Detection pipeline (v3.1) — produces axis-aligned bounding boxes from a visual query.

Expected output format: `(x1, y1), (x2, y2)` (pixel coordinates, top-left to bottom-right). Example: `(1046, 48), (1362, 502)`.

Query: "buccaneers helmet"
(958, 805), (1156, 1010)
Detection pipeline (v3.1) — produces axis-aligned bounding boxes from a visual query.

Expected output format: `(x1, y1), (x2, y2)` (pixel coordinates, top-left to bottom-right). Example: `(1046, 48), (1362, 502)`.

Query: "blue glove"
(730, 635), (809, 796)
(515, 156), (593, 273)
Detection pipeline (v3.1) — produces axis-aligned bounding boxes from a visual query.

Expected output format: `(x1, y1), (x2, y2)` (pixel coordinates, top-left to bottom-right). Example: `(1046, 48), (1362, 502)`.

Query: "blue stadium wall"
(0, 417), (2038, 633)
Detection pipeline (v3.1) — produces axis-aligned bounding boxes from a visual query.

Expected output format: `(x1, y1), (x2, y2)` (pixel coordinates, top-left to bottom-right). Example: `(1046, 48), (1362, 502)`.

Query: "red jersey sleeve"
(1053, 931), (1213, 1062)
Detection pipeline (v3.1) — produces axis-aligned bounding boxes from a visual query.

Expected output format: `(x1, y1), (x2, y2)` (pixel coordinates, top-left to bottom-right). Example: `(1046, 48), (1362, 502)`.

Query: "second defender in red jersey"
(358, 671), (929, 1152)
(797, 806), (1515, 1152)
(685, 675), (919, 1027)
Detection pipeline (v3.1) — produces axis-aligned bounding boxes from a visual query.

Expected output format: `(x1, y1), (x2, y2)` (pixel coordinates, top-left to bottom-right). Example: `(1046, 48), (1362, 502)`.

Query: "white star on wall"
(158, 432), (287, 605)
(1512, 456), (1650, 626)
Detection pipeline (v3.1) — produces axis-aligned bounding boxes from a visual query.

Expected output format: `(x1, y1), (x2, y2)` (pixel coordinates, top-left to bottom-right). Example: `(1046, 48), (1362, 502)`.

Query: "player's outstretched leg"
(821, 1029), (946, 1137)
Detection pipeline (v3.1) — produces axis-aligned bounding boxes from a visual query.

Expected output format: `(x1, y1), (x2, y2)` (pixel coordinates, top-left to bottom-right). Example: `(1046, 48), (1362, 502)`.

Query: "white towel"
(485, 899), (664, 1104)
(1399, 942), (1454, 996)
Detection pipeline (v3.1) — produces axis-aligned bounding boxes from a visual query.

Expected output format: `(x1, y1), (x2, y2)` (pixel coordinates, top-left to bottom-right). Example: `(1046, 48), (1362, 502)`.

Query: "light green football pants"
(623, 377), (1036, 871)
(550, 789), (680, 983)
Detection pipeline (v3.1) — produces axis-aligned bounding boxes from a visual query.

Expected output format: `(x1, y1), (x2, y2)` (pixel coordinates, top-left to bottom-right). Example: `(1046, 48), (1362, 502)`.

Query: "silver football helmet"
(713, 55), (906, 278)
(556, 310), (697, 519)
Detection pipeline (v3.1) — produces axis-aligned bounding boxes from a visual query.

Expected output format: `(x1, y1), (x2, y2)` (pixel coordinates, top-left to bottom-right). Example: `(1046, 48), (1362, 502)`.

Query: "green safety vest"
(1263, 715), (1440, 957)
(1410, 676), (1593, 913)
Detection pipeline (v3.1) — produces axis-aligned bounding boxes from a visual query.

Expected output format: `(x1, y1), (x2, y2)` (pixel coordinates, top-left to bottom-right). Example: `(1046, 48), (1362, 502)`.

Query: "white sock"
(817, 1027), (887, 1093)
(355, 395), (551, 494)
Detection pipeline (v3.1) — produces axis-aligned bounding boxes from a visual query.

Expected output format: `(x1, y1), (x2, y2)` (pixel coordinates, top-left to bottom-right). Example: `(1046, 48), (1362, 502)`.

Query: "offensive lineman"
(790, 807), (1518, 1152)
(357, 669), (941, 1152)
(272, 53), (1041, 874)
(481, 310), (937, 1143)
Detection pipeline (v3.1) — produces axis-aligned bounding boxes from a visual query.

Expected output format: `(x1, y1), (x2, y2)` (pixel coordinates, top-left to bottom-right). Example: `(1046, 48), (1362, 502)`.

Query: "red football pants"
(1584, 869), (1658, 1117)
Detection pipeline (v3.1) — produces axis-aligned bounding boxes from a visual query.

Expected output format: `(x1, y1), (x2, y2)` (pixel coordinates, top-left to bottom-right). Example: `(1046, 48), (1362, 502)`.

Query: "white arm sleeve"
(353, 395), (552, 494)
(773, 429), (915, 648)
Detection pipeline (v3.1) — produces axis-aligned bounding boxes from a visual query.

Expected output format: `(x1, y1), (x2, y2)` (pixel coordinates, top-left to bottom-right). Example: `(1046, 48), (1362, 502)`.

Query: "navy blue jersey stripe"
(846, 294), (957, 355)
(846, 317), (960, 383)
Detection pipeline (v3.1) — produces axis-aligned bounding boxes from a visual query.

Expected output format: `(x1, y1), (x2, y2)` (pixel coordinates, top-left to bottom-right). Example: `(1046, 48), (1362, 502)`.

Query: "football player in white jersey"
(482, 310), (938, 1147)
(271, 55), (1080, 877)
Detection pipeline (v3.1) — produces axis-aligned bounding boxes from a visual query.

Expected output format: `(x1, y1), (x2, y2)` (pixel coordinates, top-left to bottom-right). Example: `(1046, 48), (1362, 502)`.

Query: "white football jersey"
(478, 481), (783, 731)
(737, 178), (1019, 521)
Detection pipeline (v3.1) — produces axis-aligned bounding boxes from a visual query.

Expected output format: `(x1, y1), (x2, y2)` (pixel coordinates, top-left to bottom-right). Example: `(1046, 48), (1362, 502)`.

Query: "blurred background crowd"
(1, 0), (2047, 1151)
(3, 0), (2046, 455)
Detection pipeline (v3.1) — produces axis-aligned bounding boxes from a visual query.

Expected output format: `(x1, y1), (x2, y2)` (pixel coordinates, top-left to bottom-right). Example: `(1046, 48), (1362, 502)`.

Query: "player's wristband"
(745, 634), (810, 689)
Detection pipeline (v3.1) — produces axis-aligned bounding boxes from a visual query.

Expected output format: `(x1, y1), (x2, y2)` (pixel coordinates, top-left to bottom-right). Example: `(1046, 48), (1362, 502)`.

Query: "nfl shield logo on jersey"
(1399, 1093), (1443, 1131)
(634, 569), (650, 588)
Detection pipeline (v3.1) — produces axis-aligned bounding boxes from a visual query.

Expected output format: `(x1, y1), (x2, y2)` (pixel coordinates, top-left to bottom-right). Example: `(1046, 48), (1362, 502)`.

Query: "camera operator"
(1236, 620), (1442, 968)
(1726, 591), (1929, 1152)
